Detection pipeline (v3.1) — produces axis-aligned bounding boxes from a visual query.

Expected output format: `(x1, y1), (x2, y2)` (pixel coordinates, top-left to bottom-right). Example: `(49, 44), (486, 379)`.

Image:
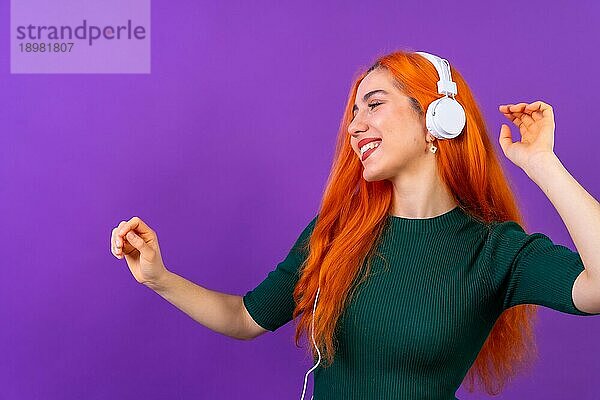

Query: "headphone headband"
(415, 51), (457, 97)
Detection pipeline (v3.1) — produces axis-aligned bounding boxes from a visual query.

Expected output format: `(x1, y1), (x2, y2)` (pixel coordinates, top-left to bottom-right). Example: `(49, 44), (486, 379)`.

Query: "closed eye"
(351, 102), (383, 120)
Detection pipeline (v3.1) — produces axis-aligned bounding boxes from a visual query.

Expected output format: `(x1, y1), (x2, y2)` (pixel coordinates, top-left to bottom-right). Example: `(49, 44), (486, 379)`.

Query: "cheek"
(380, 133), (422, 158)
(375, 109), (413, 132)
(378, 114), (423, 146)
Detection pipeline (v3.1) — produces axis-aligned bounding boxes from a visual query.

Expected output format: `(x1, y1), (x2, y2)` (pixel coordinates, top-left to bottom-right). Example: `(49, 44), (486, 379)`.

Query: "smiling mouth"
(361, 142), (381, 161)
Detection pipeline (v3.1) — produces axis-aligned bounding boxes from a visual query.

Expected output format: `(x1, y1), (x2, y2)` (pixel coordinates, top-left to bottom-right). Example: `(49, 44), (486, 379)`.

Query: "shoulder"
(299, 213), (319, 241)
(479, 219), (550, 273)
(288, 213), (319, 255)
(484, 219), (548, 249)
(487, 219), (526, 236)
(488, 220), (524, 243)
(486, 219), (556, 249)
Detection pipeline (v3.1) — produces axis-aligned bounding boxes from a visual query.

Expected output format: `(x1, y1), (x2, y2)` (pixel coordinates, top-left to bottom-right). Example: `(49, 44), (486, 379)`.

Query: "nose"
(347, 111), (368, 137)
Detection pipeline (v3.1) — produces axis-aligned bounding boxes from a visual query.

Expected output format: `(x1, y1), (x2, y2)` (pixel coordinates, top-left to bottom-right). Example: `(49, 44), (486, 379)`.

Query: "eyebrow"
(352, 89), (389, 114)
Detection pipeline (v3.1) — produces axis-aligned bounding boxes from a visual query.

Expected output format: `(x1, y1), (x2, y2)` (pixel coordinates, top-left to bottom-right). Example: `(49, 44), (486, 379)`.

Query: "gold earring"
(429, 141), (437, 154)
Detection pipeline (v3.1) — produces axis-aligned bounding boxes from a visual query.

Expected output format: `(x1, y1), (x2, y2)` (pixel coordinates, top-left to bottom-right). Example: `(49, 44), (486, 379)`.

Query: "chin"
(362, 168), (388, 182)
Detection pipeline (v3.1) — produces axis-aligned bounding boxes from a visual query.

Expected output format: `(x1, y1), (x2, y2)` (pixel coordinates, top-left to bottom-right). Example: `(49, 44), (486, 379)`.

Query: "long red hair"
(291, 49), (538, 395)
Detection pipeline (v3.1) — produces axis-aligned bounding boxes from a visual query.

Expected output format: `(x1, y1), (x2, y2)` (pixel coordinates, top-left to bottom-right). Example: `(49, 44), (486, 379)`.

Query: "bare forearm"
(144, 270), (249, 340)
(525, 152), (600, 281)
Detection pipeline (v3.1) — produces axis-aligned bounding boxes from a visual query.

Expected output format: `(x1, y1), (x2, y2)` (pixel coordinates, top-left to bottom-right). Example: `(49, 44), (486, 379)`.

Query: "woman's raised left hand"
(498, 101), (556, 171)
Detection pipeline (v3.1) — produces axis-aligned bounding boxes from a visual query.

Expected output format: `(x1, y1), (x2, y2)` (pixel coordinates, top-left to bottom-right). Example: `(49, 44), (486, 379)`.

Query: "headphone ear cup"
(428, 97), (466, 139)
(425, 100), (441, 139)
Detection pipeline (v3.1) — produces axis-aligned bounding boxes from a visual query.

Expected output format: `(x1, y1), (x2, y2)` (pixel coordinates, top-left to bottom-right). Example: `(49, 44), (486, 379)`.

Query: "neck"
(389, 156), (457, 219)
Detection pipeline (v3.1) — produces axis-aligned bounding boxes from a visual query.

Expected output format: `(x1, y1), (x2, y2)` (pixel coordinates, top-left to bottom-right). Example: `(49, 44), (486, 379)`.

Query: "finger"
(114, 221), (127, 256)
(117, 216), (155, 244)
(530, 110), (543, 122)
(499, 104), (518, 115)
(524, 100), (546, 112)
(518, 113), (535, 127)
(509, 111), (535, 128)
(498, 104), (512, 113)
(116, 226), (127, 259)
(501, 111), (519, 124)
(120, 236), (138, 257)
(111, 227), (119, 258)
(525, 100), (554, 119)
(498, 123), (513, 154)
(508, 103), (528, 113)
(115, 221), (126, 247)
(124, 230), (151, 256)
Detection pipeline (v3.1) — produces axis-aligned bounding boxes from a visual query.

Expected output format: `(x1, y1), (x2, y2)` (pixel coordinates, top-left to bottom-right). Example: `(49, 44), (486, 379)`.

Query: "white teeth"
(360, 141), (381, 156)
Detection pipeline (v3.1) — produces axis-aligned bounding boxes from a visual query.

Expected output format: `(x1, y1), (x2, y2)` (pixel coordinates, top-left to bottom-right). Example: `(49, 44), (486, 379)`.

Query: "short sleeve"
(487, 220), (599, 316)
(242, 215), (318, 332)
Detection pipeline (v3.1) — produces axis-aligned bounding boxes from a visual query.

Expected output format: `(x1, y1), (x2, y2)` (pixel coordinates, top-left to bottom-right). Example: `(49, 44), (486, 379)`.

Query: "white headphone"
(415, 51), (466, 140)
(300, 51), (465, 400)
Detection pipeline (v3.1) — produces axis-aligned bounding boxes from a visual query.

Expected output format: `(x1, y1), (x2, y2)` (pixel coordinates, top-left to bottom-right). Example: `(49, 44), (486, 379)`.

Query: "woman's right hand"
(110, 216), (169, 287)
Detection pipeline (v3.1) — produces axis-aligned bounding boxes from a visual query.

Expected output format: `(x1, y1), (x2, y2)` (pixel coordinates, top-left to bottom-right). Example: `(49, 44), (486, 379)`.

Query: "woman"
(110, 50), (600, 399)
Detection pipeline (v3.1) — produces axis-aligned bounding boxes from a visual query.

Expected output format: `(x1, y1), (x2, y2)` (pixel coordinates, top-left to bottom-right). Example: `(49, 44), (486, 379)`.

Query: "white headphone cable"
(300, 285), (321, 400)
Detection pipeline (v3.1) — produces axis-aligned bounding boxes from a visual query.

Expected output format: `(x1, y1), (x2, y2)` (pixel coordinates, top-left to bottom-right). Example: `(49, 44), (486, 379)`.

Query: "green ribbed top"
(243, 206), (598, 399)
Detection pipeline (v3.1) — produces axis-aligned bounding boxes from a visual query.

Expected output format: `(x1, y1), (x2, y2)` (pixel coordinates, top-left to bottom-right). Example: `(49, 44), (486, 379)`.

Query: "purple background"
(1, 1), (599, 399)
